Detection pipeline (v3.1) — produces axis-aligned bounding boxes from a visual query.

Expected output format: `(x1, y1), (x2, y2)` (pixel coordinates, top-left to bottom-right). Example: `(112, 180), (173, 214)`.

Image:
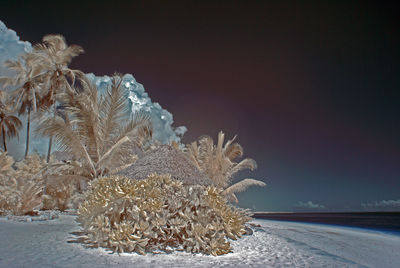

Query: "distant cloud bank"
(361, 199), (400, 211)
(294, 201), (326, 211)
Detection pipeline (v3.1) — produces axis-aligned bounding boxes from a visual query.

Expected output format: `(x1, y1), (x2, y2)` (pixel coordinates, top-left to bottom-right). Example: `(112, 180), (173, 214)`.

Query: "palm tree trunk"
(2, 128), (6, 152)
(47, 137), (53, 162)
(46, 91), (56, 163)
(24, 106), (31, 158)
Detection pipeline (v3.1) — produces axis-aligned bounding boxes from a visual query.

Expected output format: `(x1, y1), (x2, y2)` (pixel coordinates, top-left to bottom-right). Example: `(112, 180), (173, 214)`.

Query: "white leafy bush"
(0, 153), (43, 215)
(77, 174), (251, 255)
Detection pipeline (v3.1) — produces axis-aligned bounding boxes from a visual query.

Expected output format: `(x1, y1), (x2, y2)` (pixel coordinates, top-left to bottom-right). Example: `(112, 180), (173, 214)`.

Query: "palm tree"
(0, 52), (46, 158)
(186, 131), (266, 203)
(33, 34), (84, 162)
(0, 100), (22, 153)
(37, 75), (152, 179)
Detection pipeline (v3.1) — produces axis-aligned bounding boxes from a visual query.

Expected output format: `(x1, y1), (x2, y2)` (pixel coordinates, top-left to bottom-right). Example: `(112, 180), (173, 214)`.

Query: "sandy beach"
(0, 215), (399, 268)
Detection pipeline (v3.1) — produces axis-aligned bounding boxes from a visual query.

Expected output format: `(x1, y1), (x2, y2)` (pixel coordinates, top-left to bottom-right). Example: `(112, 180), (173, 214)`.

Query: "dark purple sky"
(2, 0), (399, 211)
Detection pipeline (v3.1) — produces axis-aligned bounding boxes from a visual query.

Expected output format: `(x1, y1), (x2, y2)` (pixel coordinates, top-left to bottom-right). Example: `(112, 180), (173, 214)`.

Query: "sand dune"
(0, 215), (399, 267)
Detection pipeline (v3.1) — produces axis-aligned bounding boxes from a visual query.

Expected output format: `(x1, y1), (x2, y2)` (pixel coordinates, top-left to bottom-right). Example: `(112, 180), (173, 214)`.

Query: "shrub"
(41, 174), (77, 211)
(0, 153), (83, 214)
(0, 153), (43, 215)
(0, 152), (14, 180)
(0, 179), (42, 216)
(77, 174), (251, 255)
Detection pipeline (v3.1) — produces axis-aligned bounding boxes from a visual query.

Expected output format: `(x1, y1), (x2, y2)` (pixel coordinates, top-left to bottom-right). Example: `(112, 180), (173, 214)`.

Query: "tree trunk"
(47, 137), (53, 162)
(2, 127), (6, 152)
(46, 90), (57, 163)
(24, 106), (31, 158)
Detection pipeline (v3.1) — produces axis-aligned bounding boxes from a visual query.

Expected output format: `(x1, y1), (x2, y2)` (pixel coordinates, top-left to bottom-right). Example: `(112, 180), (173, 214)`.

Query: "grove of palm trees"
(0, 33), (265, 255)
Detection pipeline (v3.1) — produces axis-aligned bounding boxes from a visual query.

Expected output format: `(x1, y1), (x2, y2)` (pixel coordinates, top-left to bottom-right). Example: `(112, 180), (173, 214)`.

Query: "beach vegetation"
(0, 153), (44, 215)
(77, 174), (251, 255)
(0, 52), (46, 157)
(0, 94), (22, 153)
(0, 32), (263, 257)
(186, 131), (266, 202)
(33, 34), (84, 162)
(36, 74), (152, 179)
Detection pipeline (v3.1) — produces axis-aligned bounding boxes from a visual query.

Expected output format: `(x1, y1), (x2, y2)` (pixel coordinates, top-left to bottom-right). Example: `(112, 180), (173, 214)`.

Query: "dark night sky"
(1, 0), (399, 211)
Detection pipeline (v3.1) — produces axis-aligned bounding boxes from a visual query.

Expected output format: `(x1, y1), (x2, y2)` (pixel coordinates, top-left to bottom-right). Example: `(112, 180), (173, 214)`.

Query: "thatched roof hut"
(117, 145), (213, 186)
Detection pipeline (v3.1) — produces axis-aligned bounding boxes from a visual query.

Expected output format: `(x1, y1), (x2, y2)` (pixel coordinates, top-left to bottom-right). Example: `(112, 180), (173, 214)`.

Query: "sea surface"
(253, 212), (400, 235)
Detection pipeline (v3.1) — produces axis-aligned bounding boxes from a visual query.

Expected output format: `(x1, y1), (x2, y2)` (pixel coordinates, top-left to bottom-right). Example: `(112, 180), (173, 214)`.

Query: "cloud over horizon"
(294, 201), (326, 211)
(361, 199), (400, 211)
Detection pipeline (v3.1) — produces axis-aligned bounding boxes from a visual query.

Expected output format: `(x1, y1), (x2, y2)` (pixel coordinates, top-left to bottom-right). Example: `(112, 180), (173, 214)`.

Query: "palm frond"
(0, 90), (9, 106)
(36, 116), (96, 176)
(43, 34), (67, 51)
(186, 130), (263, 197)
(3, 59), (24, 74)
(101, 111), (152, 169)
(112, 111), (152, 148)
(187, 141), (201, 169)
(0, 76), (16, 88)
(41, 35), (84, 65)
(61, 80), (101, 162)
(95, 136), (130, 172)
(229, 158), (257, 177)
(32, 43), (47, 52)
(61, 45), (84, 64)
(223, 142), (243, 161)
(4, 116), (22, 138)
(216, 131), (225, 161)
(99, 74), (128, 153)
(197, 135), (214, 166)
(223, 179), (266, 195)
(63, 69), (84, 88)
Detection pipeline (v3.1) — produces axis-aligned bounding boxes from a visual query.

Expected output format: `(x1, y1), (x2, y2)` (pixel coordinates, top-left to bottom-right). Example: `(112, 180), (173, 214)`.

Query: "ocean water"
(253, 212), (400, 235)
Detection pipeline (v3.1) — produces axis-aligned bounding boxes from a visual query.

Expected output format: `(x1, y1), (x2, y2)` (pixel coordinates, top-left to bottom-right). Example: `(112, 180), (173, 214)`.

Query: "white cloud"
(294, 201), (326, 210)
(361, 199), (400, 211)
(0, 20), (32, 77)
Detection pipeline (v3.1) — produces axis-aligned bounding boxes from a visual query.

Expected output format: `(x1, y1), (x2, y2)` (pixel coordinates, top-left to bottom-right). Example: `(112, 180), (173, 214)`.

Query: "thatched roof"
(117, 145), (213, 186)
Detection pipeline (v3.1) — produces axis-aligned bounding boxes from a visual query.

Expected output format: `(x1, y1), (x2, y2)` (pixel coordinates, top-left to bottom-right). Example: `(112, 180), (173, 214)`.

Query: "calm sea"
(253, 212), (400, 234)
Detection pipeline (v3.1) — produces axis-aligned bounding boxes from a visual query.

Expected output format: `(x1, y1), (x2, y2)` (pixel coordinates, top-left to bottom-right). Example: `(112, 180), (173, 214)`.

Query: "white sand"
(0, 215), (399, 268)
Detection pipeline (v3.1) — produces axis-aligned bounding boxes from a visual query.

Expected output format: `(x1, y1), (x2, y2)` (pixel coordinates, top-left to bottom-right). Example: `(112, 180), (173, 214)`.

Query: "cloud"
(0, 20), (32, 77)
(361, 199), (400, 211)
(294, 201), (326, 210)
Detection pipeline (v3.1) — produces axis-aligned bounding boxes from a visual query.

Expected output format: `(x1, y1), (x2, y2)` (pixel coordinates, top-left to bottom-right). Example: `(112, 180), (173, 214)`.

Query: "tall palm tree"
(33, 34), (84, 162)
(37, 75), (152, 179)
(0, 100), (22, 153)
(186, 131), (266, 203)
(0, 52), (46, 158)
